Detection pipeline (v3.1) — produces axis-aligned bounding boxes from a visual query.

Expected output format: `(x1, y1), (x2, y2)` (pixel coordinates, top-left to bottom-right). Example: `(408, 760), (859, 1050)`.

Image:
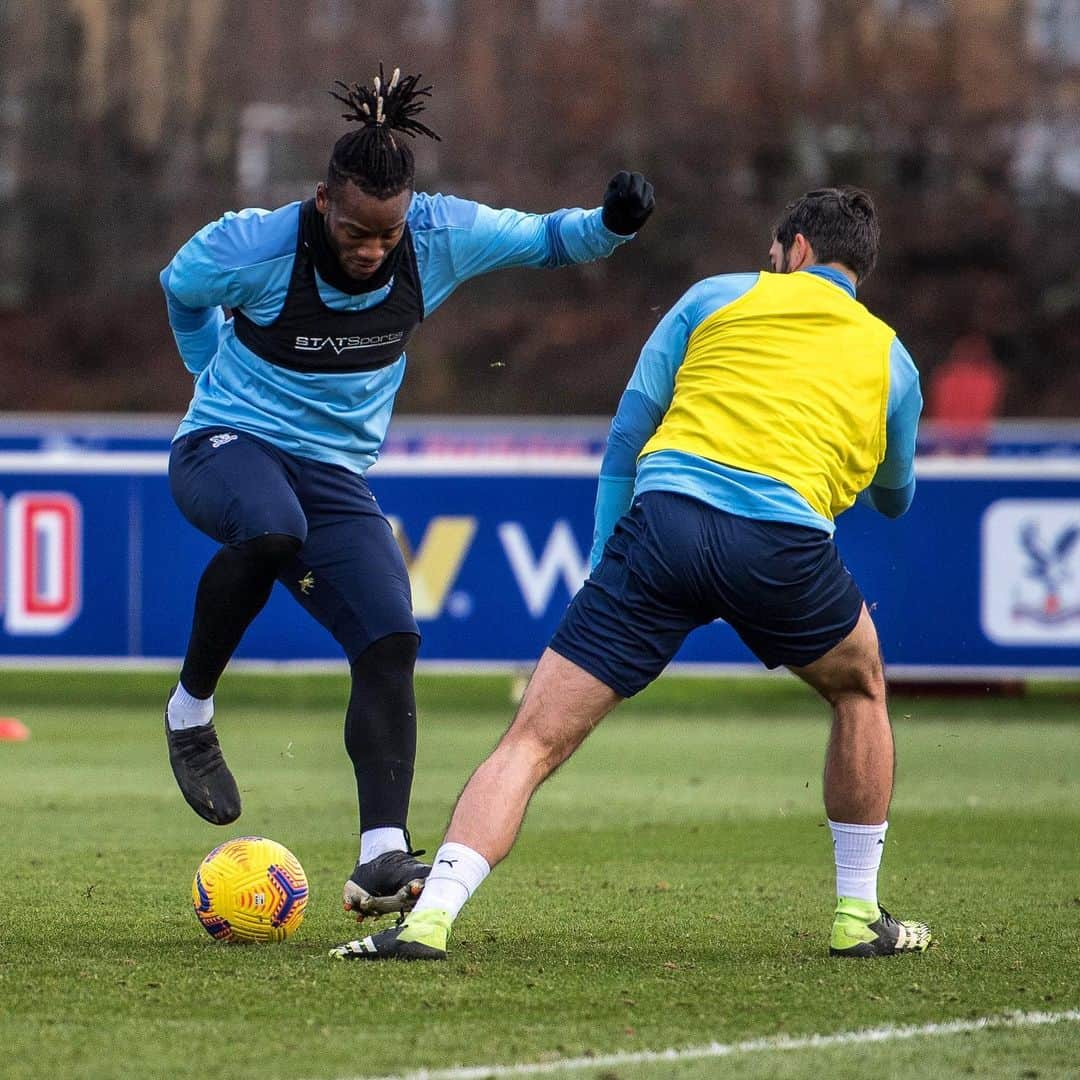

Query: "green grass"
(1, 672), (1078, 1079)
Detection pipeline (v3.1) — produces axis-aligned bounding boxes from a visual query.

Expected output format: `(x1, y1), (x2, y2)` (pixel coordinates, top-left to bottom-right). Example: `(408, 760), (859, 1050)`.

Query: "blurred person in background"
(334, 187), (931, 963)
(926, 331), (1005, 454)
(159, 66), (654, 920)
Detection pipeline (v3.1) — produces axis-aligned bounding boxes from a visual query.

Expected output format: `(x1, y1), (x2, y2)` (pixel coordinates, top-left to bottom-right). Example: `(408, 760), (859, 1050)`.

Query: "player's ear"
(789, 232), (815, 271)
(315, 182), (330, 214)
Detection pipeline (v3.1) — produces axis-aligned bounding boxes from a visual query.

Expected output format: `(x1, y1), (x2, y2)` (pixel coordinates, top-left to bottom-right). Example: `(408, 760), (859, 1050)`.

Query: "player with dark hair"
(334, 185), (930, 961)
(160, 66), (655, 919)
(772, 186), (880, 282)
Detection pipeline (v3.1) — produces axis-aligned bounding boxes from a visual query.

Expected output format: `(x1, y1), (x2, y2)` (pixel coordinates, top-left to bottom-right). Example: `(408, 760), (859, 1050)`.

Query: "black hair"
(327, 65), (441, 200)
(774, 186), (880, 282)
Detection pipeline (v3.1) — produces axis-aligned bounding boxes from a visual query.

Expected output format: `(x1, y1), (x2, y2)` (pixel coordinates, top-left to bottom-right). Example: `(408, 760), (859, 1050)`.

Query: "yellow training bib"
(641, 272), (893, 521)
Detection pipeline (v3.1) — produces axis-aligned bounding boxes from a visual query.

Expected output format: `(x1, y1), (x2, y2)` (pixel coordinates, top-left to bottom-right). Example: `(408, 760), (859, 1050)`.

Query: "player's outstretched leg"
(164, 685), (241, 825)
(331, 649), (623, 961)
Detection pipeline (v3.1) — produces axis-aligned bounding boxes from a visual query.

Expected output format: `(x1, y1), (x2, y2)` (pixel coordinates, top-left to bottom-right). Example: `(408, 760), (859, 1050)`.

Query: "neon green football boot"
(829, 897), (931, 958)
(329, 907), (451, 961)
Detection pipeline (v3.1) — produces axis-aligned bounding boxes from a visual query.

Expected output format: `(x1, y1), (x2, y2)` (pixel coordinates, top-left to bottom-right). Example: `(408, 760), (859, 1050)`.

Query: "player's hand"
(602, 171), (655, 235)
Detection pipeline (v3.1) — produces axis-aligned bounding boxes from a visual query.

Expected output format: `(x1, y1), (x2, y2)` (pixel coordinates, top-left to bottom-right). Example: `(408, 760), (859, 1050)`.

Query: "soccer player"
(333, 187), (931, 961)
(160, 67), (655, 919)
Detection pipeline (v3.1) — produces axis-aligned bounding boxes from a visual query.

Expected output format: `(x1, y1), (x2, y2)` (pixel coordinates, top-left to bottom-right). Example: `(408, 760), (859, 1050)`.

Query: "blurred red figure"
(927, 332), (1005, 454)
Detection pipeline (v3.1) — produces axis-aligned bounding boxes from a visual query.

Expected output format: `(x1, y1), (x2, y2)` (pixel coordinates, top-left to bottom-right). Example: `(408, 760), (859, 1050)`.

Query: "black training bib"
(233, 199), (424, 374)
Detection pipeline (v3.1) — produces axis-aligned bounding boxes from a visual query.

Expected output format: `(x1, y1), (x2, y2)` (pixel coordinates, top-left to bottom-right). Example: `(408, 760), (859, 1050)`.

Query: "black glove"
(601, 171), (655, 235)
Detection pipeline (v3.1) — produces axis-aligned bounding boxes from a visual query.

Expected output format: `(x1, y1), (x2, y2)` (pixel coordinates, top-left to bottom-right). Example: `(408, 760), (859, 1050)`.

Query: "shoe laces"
(876, 905), (899, 928)
(402, 827), (425, 859)
(171, 724), (225, 772)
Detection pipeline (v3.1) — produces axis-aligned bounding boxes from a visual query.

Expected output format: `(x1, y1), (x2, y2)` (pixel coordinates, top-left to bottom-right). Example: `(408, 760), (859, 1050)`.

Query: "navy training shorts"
(169, 428), (417, 662)
(550, 490), (864, 697)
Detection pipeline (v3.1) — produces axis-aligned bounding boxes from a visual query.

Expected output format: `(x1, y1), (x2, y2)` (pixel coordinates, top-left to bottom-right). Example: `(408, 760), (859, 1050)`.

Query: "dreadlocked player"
(160, 67), (655, 919)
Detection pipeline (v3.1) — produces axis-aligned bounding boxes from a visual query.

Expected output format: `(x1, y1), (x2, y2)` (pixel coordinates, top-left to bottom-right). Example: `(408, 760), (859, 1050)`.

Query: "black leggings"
(345, 632), (419, 831)
(181, 534), (419, 832)
(180, 532), (302, 698)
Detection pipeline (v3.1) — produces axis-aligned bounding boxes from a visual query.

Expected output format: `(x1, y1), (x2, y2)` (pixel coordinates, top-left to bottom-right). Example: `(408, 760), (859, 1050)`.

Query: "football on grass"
(192, 836), (308, 943)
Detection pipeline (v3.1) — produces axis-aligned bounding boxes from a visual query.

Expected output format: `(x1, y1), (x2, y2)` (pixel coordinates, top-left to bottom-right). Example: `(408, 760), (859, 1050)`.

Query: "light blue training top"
(591, 266), (923, 567)
(161, 193), (632, 475)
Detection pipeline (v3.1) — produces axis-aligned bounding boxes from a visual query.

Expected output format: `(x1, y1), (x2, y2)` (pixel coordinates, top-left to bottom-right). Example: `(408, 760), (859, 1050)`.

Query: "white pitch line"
(333, 1009), (1080, 1080)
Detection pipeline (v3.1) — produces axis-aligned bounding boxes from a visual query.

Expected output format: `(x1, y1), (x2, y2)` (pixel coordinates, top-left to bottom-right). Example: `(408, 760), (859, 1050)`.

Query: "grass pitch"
(2, 672), (1078, 1079)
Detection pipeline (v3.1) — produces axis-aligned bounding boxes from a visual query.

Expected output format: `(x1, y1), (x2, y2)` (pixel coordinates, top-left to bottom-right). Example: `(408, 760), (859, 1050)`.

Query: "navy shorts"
(550, 491), (864, 697)
(169, 428), (417, 662)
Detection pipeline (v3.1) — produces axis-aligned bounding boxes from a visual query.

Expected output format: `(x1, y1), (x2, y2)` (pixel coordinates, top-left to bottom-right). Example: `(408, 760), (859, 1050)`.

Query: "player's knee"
(823, 656), (885, 705)
(351, 633), (419, 683)
(235, 532), (304, 571)
(503, 710), (585, 775)
(852, 668), (885, 704)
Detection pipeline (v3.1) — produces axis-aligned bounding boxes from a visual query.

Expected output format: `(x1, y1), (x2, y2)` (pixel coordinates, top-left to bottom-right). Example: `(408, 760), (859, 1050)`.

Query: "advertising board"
(0, 451), (1077, 677)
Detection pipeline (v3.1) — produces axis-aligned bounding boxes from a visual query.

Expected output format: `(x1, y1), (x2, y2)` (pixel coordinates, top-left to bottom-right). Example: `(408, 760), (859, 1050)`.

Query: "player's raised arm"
(438, 170), (654, 284)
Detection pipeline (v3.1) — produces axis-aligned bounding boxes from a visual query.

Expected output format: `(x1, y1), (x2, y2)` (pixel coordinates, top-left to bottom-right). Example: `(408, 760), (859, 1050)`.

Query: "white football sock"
(829, 818), (888, 906)
(359, 827), (408, 864)
(413, 842), (490, 921)
(166, 682), (214, 731)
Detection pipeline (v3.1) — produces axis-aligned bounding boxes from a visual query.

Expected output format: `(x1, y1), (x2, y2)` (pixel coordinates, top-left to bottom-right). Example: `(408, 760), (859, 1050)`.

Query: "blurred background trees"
(1, 0), (1077, 416)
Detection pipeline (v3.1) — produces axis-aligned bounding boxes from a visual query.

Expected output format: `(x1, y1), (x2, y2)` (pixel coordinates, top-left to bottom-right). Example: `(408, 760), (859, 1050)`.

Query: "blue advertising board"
(0, 450), (1078, 677)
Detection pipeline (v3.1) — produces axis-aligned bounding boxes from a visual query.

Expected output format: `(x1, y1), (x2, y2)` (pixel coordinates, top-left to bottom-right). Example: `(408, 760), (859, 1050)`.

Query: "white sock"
(359, 827), (408, 864)
(166, 682), (214, 731)
(829, 819), (888, 906)
(413, 842), (490, 921)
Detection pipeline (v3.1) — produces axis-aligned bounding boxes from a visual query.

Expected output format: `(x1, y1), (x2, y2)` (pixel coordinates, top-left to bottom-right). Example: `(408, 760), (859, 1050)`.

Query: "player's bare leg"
(331, 650), (622, 960)
(443, 648), (623, 863)
(790, 604), (930, 957)
(790, 604), (892, 824)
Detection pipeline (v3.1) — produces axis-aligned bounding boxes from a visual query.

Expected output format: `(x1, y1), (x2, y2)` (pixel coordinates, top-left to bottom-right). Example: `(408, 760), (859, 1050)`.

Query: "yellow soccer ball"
(192, 836), (308, 943)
